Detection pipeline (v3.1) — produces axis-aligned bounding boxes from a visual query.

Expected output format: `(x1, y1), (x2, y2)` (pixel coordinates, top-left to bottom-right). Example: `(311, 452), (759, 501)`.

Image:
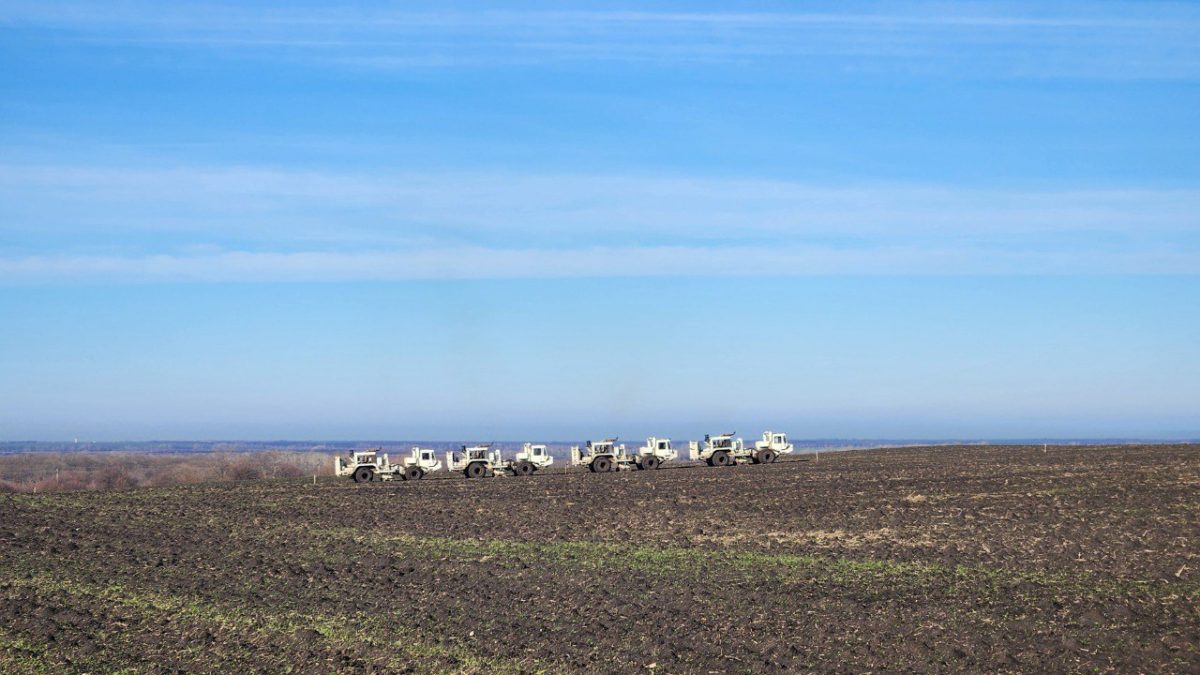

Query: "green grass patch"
(0, 628), (55, 675)
(322, 528), (1200, 605)
(3, 574), (554, 675)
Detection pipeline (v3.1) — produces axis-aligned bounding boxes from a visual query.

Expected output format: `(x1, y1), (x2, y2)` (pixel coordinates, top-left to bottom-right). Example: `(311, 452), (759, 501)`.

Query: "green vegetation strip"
(0, 627), (57, 675)
(326, 529), (1200, 604)
(1, 575), (552, 675)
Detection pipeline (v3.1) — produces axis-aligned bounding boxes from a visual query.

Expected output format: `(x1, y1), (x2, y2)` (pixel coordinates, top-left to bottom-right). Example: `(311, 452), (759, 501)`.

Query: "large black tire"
(464, 462), (487, 479)
(711, 451), (732, 467)
(591, 457), (612, 473)
(642, 455), (661, 470)
(515, 461), (534, 476)
(352, 466), (374, 483)
(757, 450), (776, 465)
(404, 466), (424, 481)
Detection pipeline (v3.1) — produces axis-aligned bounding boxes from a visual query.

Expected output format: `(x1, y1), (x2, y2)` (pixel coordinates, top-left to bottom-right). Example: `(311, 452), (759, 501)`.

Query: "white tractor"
(446, 444), (503, 478)
(754, 430), (795, 462)
(633, 437), (678, 470)
(570, 437), (677, 471)
(570, 438), (624, 472)
(335, 447), (442, 483)
(512, 442), (554, 475)
(445, 443), (554, 478)
(689, 430), (793, 466)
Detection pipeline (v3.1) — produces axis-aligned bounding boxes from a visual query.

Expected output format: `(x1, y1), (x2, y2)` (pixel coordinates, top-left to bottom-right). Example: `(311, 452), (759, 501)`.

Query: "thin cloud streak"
(3, 1), (1197, 78)
(2, 4), (1184, 32)
(1, 245), (1196, 283)
(2, 165), (1197, 241)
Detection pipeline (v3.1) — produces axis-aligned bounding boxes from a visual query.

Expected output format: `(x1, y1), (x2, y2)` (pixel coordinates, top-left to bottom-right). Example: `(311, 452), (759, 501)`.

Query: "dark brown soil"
(2, 444), (1198, 673)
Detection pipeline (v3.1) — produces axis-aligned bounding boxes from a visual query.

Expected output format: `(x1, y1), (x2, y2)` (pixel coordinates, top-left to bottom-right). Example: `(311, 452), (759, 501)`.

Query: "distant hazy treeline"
(0, 451), (334, 493)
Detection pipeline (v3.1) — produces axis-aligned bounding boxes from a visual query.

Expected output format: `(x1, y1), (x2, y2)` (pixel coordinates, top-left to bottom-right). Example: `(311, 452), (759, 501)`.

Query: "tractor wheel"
(465, 463), (487, 479)
(711, 451), (731, 467)
(642, 456), (661, 470)
(758, 450), (776, 465)
(404, 466), (424, 481)
(352, 466), (374, 483)
(515, 461), (534, 476)
(592, 457), (612, 473)
(705, 458), (714, 467)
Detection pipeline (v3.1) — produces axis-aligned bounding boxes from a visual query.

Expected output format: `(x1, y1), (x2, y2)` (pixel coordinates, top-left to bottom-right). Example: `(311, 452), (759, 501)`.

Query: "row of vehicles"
(335, 431), (795, 482)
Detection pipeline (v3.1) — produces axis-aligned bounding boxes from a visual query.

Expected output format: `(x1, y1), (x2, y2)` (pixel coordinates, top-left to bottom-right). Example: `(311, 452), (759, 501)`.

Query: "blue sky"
(1, 1), (1197, 440)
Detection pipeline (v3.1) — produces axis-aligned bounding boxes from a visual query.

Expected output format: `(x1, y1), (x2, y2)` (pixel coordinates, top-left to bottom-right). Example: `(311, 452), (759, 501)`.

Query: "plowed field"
(2, 444), (1198, 673)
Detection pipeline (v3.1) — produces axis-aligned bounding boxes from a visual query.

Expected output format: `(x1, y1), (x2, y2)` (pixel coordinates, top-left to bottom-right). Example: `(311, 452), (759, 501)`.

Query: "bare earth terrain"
(1, 444), (1197, 673)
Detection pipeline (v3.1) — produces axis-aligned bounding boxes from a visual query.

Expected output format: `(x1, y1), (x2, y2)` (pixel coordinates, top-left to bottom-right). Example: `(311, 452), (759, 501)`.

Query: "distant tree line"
(0, 451), (334, 493)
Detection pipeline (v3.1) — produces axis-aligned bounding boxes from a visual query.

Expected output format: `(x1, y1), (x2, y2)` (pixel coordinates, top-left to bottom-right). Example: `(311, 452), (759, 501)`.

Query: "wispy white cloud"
(3, 1), (1197, 78)
(2, 4), (1183, 34)
(0, 244), (1196, 283)
(2, 163), (1196, 280)
(3, 164), (1198, 243)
